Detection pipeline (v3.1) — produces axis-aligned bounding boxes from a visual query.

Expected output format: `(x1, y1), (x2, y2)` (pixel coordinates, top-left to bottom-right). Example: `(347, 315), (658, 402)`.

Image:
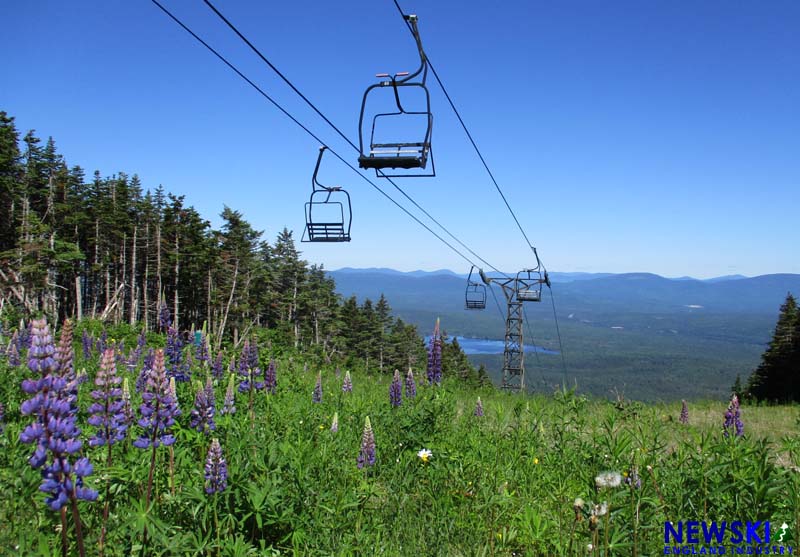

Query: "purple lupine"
(166, 327), (189, 382)
(55, 320), (82, 411)
(20, 320), (32, 349)
(196, 332), (209, 365)
(211, 352), (224, 380)
(427, 318), (443, 386)
(221, 374), (236, 415)
(87, 349), (127, 447)
(81, 329), (92, 360)
(133, 349), (181, 449)
(158, 300), (172, 331)
(680, 400), (689, 424)
(405, 368), (416, 399)
(723, 394), (744, 437)
(7, 340), (20, 367)
(330, 412), (339, 433)
(9, 330), (20, 355)
(474, 396), (484, 417)
(389, 369), (402, 407)
(204, 438), (228, 494)
(190, 378), (216, 434)
(121, 377), (134, 427)
(239, 340), (251, 376)
(96, 330), (107, 355)
(357, 416), (376, 469)
(342, 370), (353, 393)
(126, 330), (146, 372)
(19, 318), (98, 510)
(312, 372), (323, 403)
(264, 358), (277, 394)
(136, 349), (155, 393)
(625, 467), (642, 489)
(247, 339), (259, 371)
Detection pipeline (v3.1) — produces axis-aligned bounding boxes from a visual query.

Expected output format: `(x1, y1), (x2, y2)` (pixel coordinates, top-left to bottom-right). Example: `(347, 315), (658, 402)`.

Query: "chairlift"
(302, 146), (352, 243)
(358, 14), (434, 178)
(516, 268), (547, 302)
(465, 266), (487, 310)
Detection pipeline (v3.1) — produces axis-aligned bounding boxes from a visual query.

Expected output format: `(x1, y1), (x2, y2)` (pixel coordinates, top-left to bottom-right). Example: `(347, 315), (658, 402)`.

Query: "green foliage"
(747, 292), (800, 402)
(1, 321), (798, 555)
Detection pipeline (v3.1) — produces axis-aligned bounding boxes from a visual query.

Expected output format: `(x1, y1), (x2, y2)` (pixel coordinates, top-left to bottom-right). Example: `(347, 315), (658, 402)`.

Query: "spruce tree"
(746, 293), (799, 402)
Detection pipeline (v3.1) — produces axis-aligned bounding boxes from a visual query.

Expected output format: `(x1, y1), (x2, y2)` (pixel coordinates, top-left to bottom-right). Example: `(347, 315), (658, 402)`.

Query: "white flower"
(595, 471), (622, 488)
(417, 448), (432, 463)
(587, 543), (594, 552)
(573, 497), (585, 509)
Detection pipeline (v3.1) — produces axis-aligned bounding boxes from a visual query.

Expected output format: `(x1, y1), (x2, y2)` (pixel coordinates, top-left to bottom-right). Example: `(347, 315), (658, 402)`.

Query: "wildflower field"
(1, 319), (799, 556)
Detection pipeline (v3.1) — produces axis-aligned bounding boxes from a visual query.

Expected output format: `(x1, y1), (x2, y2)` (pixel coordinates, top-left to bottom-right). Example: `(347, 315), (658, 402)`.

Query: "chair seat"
(359, 155), (424, 170)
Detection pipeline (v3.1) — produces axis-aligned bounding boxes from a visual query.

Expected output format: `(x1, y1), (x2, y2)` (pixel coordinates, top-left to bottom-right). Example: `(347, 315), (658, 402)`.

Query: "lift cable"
(548, 287), (569, 385)
(391, 0), (569, 376)
(201, 0), (511, 280)
(151, 0), (478, 269)
(391, 0), (541, 265)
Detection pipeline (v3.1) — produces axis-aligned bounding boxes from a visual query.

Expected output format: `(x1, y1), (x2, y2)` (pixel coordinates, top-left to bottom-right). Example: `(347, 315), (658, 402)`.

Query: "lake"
(425, 336), (559, 356)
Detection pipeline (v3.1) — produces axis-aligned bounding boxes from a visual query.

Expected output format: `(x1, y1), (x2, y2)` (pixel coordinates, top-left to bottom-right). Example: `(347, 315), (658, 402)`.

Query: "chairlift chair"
(302, 146), (352, 243)
(516, 268), (546, 302)
(465, 265), (487, 309)
(357, 14), (434, 178)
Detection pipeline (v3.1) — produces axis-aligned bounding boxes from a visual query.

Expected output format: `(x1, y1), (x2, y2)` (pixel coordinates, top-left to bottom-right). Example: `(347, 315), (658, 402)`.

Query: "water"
(425, 336), (559, 356)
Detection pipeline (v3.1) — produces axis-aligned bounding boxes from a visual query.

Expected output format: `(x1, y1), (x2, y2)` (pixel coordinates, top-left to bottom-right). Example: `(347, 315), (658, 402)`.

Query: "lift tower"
(479, 265), (550, 391)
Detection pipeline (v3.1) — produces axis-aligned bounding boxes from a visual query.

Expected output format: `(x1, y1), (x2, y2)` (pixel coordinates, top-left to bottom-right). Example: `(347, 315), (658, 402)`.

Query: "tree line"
(0, 110), (474, 375)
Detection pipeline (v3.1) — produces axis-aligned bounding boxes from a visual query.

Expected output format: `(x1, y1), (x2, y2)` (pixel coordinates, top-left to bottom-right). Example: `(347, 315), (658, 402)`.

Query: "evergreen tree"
(746, 293), (799, 402)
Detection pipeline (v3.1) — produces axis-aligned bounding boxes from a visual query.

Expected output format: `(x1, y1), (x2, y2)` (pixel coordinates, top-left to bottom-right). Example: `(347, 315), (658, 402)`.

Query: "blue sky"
(2, 0), (798, 278)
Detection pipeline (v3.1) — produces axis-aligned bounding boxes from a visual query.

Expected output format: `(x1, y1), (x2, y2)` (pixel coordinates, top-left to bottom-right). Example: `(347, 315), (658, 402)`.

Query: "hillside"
(329, 269), (800, 400)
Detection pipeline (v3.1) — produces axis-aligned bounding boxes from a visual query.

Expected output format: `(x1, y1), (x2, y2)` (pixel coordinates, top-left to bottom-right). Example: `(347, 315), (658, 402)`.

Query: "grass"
(1, 322), (798, 556)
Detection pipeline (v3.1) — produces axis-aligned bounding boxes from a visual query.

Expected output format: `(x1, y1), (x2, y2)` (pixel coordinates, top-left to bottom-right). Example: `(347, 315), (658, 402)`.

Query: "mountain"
(328, 268), (800, 401)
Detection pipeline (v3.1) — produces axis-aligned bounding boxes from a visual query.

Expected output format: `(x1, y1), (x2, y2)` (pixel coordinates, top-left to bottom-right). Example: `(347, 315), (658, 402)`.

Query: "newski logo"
(664, 521), (795, 555)
(666, 522), (771, 545)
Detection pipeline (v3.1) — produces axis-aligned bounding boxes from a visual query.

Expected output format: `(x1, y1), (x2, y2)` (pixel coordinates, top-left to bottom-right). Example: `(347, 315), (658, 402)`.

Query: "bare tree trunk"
(206, 267), (212, 334)
(217, 260), (238, 351)
(75, 276), (83, 321)
(130, 225), (138, 325)
(173, 231), (179, 331)
(144, 221), (150, 331)
(156, 223), (162, 318)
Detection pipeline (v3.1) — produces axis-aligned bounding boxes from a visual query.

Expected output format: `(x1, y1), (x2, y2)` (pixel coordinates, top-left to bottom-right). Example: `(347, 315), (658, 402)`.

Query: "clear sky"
(2, 0), (798, 278)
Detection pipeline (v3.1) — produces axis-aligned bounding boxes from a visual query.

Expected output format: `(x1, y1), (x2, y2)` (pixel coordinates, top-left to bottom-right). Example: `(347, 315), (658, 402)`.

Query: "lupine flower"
(134, 349), (181, 449)
(204, 438), (228, 494)
(19, 318), (98, 510)
(474, 396), (484, 417)
(196, 332), (209, 364)
(158, 300), (172, 331)
(87, 348), (127, 447)
(96, 330), (107, 355)
(211, 352), (224, 380)
(228, 357), (235, 375)
(389, 369), (402, 407)
(723, 394), (744, 437)
(190, 378), (216, 434)
(136, 349), (155, 393)
(264, 358), (277, 394)
(624, 467), (641, 489)
(405, 368), (416, 399)
(121, 377), (134, 427)
(342, 370), (353, 393)
(357, 416), (376, 469)
(595, 471), (622, 489)
(247, 339), (259, 370)
(330, 412), (339, 433)
(166, 327), (189, 382)
(427, 318), (443, 386)
(221, 374), (236, 415)
(55, 320), (82, 411)
(19, 320), (31, 349)
(7, 340), (20, 367)
(312, 372), (323, 403)
(679, 400), (689, 424)
(239, 340), (251, 375)
(81, 330), (92, 360)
